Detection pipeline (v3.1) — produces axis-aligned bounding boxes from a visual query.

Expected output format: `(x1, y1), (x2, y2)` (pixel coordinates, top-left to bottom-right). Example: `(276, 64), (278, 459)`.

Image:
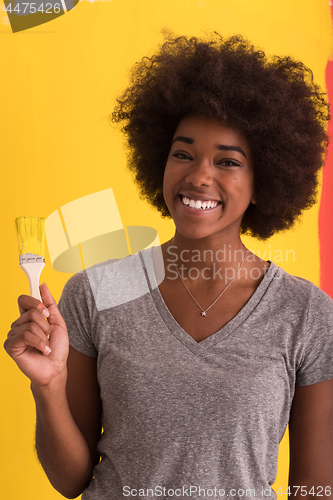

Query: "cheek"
(228, 175), (255, 203)
(238, 171), (254, 192)
(162, 166), (175, 205)
(163, 163), (182, 194)
(247, 173), (255, 197)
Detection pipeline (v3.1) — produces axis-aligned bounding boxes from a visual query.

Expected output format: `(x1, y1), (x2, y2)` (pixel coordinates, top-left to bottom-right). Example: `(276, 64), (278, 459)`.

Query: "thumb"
(39, 283), (66, 328)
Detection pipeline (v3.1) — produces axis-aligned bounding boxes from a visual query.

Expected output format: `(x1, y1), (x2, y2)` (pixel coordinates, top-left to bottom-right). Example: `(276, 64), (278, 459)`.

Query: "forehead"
(173, 114), (250, 150)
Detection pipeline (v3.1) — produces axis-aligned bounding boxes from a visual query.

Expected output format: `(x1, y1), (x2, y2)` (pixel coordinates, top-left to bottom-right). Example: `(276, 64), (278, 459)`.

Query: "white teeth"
(181, 196), (219, 210)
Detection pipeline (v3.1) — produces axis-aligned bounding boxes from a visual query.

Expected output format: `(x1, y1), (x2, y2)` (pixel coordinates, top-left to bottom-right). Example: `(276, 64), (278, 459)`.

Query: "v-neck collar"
(139, 247), (280, 355)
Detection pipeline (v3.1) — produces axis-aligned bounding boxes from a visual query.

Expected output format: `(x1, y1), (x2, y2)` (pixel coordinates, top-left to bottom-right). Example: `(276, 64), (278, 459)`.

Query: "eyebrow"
(172, 135), (247, 158)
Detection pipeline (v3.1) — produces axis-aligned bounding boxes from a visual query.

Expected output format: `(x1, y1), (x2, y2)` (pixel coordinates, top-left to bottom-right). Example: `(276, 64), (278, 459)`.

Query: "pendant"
(201, 311), (207, 317)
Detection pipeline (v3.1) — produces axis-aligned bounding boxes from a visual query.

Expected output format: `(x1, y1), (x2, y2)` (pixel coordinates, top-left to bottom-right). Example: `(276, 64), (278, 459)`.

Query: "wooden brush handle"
(20, 261), (45, 301)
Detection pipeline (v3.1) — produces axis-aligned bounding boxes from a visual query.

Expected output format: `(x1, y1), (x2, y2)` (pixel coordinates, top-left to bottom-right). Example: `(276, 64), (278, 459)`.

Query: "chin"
(174, 224), (217, 241)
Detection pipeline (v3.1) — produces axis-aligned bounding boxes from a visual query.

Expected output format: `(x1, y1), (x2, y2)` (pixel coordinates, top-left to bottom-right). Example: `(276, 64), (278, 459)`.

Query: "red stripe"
(319, 15), (333, 297)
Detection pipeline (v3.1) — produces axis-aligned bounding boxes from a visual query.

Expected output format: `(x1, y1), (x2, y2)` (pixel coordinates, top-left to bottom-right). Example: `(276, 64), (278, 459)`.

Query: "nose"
(185, 159), (214, 187)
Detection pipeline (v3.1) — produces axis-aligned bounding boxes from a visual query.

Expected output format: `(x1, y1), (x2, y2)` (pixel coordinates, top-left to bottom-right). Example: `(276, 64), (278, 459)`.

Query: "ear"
(251, 195), (257, 205)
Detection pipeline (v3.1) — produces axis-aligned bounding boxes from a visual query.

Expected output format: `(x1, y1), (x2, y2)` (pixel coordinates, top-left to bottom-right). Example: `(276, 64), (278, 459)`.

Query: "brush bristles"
(15, 217), (46, 258)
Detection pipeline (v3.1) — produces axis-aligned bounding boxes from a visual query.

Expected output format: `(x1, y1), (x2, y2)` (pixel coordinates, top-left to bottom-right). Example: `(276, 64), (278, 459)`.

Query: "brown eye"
(218, 159), (241, 167)
(172, 153), (192, 160)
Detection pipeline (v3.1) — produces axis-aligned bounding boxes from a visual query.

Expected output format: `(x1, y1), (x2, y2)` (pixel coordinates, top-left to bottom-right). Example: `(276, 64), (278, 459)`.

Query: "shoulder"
(60, 269), (89, 296)
(58, 257), (124, 314)
(269, 262), (333, 309)
(60, 248), (159, 313)
(60, 253), (139, 298)
(261, 263), (333, 337)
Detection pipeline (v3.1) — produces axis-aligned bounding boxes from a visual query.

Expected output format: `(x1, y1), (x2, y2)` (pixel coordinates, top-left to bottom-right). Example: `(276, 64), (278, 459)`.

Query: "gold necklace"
(171, 243), (247, 317)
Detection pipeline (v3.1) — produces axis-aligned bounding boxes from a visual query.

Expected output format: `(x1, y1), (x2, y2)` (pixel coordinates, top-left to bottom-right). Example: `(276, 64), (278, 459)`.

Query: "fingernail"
(46, 334), (50, 340)
(44, 346), (52, 355)
(42, 308), (50, 318)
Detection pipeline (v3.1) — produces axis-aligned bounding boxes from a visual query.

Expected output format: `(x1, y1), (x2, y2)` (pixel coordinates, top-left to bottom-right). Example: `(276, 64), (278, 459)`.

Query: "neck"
(164, 231), (247, 282)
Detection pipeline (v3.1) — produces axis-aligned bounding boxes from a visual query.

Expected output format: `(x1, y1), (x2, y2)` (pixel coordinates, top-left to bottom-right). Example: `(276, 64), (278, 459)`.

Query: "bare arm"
(65, 346), (102, 469)
(33, 347), (102, 498)
(4, 284), (102, 499)
(32, 373), (95, 498)
(289, 379), (333, 498)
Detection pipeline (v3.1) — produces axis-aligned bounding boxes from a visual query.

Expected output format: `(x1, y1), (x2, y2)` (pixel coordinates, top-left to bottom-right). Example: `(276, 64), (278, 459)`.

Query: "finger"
(5, 330), (51, 356)
(8, 322), (50, 344)
(11, 307), (52, 335)
(18, 294), (43, 316)
(39, 283), (66, 329)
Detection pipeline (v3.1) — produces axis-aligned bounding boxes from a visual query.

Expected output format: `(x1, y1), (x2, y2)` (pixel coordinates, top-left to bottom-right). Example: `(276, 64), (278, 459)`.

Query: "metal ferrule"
(19, 253), (45, 265)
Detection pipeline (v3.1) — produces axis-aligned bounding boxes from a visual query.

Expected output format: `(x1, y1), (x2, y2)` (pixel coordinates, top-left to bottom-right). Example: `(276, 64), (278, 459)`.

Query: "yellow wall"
(0, 0), (331, 498)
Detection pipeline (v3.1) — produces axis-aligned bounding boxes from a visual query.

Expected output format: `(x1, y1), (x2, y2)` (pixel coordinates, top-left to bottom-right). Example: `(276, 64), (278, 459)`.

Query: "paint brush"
(15, 217), (46, 301)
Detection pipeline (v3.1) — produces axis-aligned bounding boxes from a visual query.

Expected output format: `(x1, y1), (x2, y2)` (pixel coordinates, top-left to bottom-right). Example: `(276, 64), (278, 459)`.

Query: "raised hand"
(4, 283), (69, 388)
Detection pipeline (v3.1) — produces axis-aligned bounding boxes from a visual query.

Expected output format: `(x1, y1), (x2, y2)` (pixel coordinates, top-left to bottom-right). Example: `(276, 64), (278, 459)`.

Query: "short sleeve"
(58, 271), (98, 358)
(296, 284), (333, 386)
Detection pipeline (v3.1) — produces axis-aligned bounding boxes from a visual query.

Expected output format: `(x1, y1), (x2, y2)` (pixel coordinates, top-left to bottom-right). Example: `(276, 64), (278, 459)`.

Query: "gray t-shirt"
(58, 247), (333, 500)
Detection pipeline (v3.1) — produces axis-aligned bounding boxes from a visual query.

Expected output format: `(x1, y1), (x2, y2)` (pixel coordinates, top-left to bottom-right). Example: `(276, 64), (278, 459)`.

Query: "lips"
(178, 194), (222, 213)
(180, 192), (221, 203)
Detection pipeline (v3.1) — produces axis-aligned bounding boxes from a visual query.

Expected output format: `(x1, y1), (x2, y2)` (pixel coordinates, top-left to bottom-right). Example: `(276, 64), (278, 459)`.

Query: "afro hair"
(110, 34), (329, 240)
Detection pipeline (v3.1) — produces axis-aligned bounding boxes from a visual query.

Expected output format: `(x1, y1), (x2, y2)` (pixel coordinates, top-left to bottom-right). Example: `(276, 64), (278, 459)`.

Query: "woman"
(4, 34), (333, 499)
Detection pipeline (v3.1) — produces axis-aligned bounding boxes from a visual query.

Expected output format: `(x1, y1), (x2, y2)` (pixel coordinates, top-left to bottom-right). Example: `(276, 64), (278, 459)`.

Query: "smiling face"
(163, 114), (256, 242)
